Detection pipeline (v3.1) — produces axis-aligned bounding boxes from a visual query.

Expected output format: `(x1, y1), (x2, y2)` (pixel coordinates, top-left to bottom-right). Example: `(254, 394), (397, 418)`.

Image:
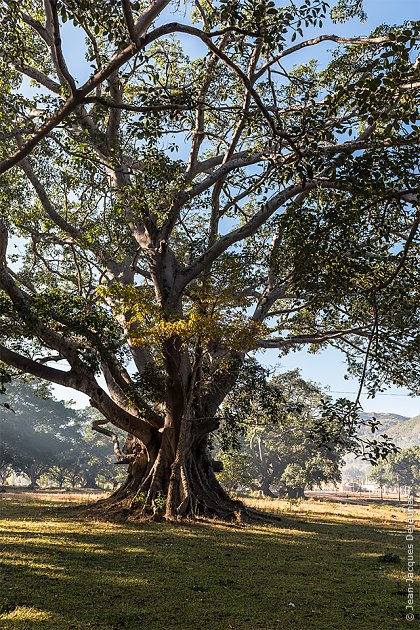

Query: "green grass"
(0, 493), (417, 629)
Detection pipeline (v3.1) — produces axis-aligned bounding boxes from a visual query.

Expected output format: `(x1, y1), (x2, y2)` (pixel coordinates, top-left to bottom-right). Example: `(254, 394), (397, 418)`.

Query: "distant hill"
(342, 411), (419, 480)
(359, 412), (419, 448)
(359, 411), (409, 432)
(385, 415), (420, 448)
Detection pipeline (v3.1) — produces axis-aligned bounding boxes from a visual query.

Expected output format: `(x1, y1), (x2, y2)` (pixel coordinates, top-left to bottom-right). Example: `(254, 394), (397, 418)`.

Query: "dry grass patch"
(242, 495), (412, 524)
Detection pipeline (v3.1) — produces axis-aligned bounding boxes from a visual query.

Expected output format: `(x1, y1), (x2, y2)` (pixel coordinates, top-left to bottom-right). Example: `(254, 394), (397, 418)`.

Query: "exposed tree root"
(72, 493), (280, 527)
(74, 439), (282, 524)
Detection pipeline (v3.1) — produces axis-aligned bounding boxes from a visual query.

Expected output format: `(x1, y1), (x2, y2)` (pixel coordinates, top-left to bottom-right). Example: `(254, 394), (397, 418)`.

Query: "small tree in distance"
(371, 446), (420, 499)
(218, 369), (347, 498)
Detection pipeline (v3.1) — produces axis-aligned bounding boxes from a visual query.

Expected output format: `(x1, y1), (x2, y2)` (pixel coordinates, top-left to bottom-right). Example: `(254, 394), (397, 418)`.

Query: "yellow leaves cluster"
(132, 310), (267, 351)
(97, 283), (268, 351)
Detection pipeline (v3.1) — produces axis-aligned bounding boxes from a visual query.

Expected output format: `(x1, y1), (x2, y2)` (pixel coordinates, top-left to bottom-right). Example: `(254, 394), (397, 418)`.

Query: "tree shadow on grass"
(0, 497), (417, 630)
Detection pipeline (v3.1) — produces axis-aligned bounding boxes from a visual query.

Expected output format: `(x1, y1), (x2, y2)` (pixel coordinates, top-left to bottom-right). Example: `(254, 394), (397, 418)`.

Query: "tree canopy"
(0, 0), (418, 518)
(371, 446), (420, 495)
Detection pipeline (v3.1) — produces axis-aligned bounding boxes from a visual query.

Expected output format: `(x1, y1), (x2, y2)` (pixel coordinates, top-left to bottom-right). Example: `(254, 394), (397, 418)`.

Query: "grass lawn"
(0, 491), (417, 629)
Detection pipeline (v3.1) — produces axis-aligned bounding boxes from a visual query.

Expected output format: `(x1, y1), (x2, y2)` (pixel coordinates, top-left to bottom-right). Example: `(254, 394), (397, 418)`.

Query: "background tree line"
(0, 379), (125, 489)
(371, 446), (420, 498)
(215, 366), (399, 498)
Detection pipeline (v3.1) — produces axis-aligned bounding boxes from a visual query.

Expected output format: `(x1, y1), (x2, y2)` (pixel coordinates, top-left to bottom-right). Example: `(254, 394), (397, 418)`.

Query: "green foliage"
(330, 0), (367, 24)
(216, 358), (275, 451)
(371, 446), (420, 493)
(370, 462), (392, 489)
(132, 491), (147, 507)
(312, 398), (400, 463)
(218, 370), (350, 495)
(154, 490), (167, 510)
(218, 365), (409, 495)
(217, 0), (330, 51)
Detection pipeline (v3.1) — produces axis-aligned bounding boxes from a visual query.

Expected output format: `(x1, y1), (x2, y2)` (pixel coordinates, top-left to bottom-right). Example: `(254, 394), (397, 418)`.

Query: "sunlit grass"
(0, 492), (418, 629)
(241, 495), (410, 523)
(1, 607), (53, 622)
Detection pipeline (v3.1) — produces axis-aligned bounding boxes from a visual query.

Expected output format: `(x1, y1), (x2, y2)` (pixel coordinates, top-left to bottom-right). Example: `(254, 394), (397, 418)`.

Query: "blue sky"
(36, 1), (420, 415)
(58, 0), (420, 80)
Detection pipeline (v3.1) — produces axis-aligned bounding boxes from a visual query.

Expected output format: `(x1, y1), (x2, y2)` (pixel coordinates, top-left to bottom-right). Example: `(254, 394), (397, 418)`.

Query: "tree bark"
(27, 464), (41, 489)
(106, 422), (243, 519)
(259, 465), (278, 498)
(84, 471), (100, 489)
(260, 478), (277, 498)
(286, 486), (306, 499)
(100, 334), (244, 519)
(102, 347), (244, 520)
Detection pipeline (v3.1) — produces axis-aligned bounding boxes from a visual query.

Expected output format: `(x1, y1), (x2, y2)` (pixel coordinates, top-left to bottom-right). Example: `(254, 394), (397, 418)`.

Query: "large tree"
(0, 0), (418, 518)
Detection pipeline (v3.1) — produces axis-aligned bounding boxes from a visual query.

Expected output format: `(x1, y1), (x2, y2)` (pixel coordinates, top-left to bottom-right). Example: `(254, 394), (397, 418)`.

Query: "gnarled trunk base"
(105, 438), (244, 521)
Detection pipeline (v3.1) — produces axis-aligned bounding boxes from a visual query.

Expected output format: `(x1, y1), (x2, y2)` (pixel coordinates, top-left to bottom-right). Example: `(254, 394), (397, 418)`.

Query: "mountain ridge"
(359, 411), (419, 448)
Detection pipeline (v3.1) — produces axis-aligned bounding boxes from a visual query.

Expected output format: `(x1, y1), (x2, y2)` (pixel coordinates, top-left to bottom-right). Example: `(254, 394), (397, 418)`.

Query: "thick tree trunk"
(107, 431), (243, 519)
(99, 337), (247, 520)
(0, 465), (12, 485)
(286, 486), (306, 499)
(84, 472), (99, 489)
(28, 465), (41, 489)
(260, 479), (277, 498)
(259, 466), (277, 498)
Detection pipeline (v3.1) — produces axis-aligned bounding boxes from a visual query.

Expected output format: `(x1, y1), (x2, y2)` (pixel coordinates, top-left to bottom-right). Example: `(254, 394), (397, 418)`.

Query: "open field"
(0, 491), (418, 629)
